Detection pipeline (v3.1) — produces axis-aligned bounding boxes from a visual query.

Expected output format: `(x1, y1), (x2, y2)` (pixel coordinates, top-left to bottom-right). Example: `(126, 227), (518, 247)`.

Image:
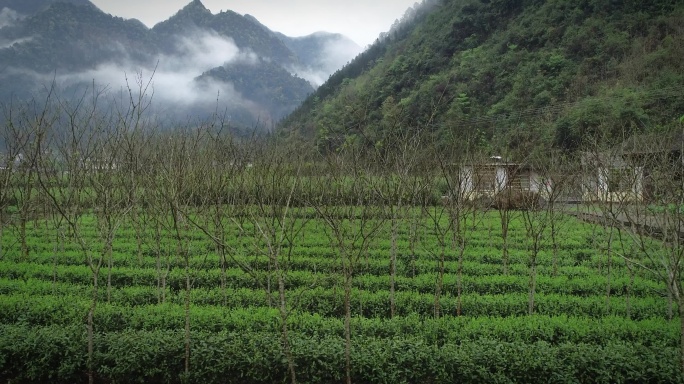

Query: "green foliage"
(0, 207), (678, 381)
(281, 0), (684, 152)
(0, 324), (679, 383)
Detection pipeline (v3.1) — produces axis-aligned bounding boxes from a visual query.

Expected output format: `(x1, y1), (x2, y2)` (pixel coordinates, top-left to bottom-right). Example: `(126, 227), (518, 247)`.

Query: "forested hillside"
(281, 0), (684, 154)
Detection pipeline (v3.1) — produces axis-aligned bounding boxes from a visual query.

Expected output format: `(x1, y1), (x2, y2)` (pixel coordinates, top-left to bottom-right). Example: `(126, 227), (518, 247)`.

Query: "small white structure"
(460, 156), (547, 200)
(581, 151), (646, 203)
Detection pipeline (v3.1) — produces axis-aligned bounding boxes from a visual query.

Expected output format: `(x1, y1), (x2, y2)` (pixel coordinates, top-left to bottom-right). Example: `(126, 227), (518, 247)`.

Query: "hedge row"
(0, 297), (677, 347)
(0, 324), (679, 383)
(0, 259), (649, 295)
(0, 289), (670, 330)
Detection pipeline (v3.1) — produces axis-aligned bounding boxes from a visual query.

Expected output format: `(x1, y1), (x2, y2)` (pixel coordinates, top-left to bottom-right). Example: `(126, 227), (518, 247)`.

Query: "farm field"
(0, 208), (679, 383)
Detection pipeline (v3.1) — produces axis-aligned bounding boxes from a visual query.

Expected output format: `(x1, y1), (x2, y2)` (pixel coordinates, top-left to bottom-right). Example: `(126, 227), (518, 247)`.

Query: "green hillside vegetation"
(281, 0), (684, 153)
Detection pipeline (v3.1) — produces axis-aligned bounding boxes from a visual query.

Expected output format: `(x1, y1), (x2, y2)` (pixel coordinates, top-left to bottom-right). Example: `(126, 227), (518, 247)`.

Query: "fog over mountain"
(0, 0), (361, 130)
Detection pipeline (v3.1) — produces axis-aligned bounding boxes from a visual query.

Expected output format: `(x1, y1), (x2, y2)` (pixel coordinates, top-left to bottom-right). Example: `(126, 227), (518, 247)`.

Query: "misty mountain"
(244, 13), (362, 86)
(0, 0), (355, 130)
(0, 2), (156, 72)
(278, 32), (362, 86)
(281, 0), (684, 153)
(152, 0), (297, 66)
(197, 59), (314, 126)
(0, 0), (96, 18)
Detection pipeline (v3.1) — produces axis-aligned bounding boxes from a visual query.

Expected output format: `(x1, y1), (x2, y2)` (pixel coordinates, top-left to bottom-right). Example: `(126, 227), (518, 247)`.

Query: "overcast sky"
(89, 0), (419, 47)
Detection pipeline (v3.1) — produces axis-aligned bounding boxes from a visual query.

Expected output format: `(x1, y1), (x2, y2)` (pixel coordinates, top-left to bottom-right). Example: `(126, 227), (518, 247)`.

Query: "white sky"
(89, 0), (419, 47)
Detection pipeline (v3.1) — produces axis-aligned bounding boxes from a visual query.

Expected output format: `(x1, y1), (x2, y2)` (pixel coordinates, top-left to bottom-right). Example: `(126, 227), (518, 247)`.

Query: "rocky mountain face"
(0, 0), (361, 130)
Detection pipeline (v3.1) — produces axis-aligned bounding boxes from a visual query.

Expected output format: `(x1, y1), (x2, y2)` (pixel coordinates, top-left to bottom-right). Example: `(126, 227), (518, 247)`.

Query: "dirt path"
(564, 204), (684, 243)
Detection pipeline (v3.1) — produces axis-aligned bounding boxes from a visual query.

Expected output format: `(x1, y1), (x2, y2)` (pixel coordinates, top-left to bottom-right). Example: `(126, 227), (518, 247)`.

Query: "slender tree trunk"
(220, 245), (227, 307)
(276, 265), (296, 384)
(528, 244), (538, 315)
(22, 180), (35, 260)
(0, 213), (4, 260)
(53, 228), (64, 293)
(344, 269), (352, 384)
(106, 239), (113, 303)
(154, 227), (164, 304)
(390, 210), (398, 318)
(52, 241), (58, 295)
(162, 270), (167, 304)
(184, 261), (191, 376)
(434, 242), (445, 319)
(501, 211), (510, 275)
(135, 222), (143, 265)
(267, 259), (273, 307)
(162, 251), (170, 304)
(20, 213), (28, 260)
(409, 208), (418, 278)
(605, 227), (614, 313)
(626, 261), (633, 319)
(156, 246), (161, 304)
(132, 212), (144, 267)
(551, 217), (559, 277)
(594, 225), (602, 276)
(678, 292), (684, 381)
(457, 239), (464, 317)
(88, 271), (99, 384)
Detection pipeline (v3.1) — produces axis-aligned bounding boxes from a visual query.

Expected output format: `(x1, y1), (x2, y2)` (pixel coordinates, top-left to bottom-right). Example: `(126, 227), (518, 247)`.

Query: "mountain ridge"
(0, 0), (356, 130)
(0, 0), (98, 16)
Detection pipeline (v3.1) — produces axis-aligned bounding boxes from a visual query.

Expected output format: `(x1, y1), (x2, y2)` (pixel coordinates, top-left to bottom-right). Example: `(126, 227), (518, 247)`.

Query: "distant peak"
(180, 0), (209, 13)
(191, 0), (207, 8)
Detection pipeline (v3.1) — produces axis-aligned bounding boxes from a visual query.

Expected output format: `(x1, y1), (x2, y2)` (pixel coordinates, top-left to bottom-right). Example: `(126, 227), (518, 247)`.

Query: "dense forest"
(281, 0), (684, 155)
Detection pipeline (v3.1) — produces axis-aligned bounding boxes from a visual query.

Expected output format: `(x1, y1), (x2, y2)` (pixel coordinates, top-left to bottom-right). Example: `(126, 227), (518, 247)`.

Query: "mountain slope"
(0, 2), (155, 72)
(152, 0), (296, 66)
(197, 59), (314, 124)
(281, 0), (684, 153)
(0, 0), (364, 130)
(0, 0), (97, 16)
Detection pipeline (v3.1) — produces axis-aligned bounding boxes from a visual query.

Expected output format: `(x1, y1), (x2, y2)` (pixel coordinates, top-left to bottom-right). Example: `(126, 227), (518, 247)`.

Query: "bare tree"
(583, 133), (643, 314)
(0, 99), (41, 260)
(151, 125), (208, 377)
(2, 96), (57, 260)
(311, 147), (384, 384)
(605, 129), (684, 376)
(372, 129), (426, 318)
(518, 154), (550, 316)
(244, 140), (313, 384)
(34, 84), (117, 384)
(116, 71), (156, 265)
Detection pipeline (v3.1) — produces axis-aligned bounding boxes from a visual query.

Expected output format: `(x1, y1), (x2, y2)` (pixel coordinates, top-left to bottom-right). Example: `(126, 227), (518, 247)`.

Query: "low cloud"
(0, 7), (22, 29)
(4, 29), (274, 127)
(0, 36), (32, 49)
(290, 36), (362, 87)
